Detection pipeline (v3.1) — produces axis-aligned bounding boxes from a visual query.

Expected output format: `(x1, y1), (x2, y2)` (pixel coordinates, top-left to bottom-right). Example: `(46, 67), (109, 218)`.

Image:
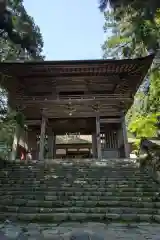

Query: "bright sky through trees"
(24, 0), (106, 60)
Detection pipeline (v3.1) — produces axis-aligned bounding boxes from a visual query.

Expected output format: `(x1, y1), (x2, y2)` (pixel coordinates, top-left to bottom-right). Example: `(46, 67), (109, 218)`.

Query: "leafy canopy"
(0, 0), (44, 59)
(101, 1), (160, 139)
(0, 0), (44, 158)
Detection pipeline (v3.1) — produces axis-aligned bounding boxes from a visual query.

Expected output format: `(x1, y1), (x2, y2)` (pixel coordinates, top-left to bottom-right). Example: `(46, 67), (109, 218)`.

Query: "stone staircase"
(0, 158), (160, 223)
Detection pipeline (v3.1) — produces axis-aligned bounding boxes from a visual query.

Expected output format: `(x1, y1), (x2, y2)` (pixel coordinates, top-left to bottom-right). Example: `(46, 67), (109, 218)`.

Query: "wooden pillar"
(18, 127), (28, 150)
(10, 124), (21, 160)
(96, 115), (102, 160)
(48, 130), (56, 159)
(48, 129), (54, 159)
(121, 116), (130, 158)
(92, 133), (97, 158)
(28, 130), (38, 160)
(53, 134), (56, 158)
(38, 115), (47, 160)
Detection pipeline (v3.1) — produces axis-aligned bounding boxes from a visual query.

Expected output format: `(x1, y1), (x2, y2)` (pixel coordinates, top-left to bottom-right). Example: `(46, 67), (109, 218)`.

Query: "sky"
(23, 0), (105, 60)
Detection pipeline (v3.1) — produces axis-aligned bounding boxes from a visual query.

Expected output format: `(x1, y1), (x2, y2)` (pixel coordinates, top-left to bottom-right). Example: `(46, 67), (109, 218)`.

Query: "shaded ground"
(0, 221), (160, 239)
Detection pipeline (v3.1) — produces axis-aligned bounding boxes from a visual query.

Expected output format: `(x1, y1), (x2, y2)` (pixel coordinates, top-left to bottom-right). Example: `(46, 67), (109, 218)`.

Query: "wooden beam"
(25, 120), (41, 126)
(12, 94), (132, 120)
(42, 111), (122, 118)
(100, 118), (121, 123)
(24, 112), (122, 119)
(14, 94), (132, 102)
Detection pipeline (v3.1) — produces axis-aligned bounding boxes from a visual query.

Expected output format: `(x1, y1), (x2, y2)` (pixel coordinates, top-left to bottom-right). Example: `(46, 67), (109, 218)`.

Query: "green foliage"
(102, 8), (160, 59)
(14, 112), (25, 128)
(0, 0), (44, 59)
(0, 111), (16, 159)
(147, 71), (160, 113)
(99, 0), (160, 22)
(128, 113), (160, 138)
(132, 139), (141, 151)
(0, 117), (16, 146)
(0, 0), (44, 158)
(102, 5), (160, 140)
(126, 91), (149, 125)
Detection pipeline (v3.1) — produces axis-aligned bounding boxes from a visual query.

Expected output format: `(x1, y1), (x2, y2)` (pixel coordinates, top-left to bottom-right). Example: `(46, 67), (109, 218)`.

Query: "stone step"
(3, 163), (140, 168)
(3, 174), (147, 179)
(0, 195), (158, 202)
(9, 163), (139, 167)
(2, 174), (149, 180)
(0, 174), (150, 178)
(3, 166), (142, 171)
(8, 170), (142, 174)
(0, 185), (158, 192)
(3, 163), (141, 167)
(3, 171), (146, 177)
(0, 179), (153, 185)
(0, 172), (152, 177)
(0, 179), (156, 185)
(0, 206), (158, 215)
(0, 212), (158, 223)
(6, 158), (134, 162)
(0, 189), (158, 196)
(0, 191), (159, 198)
(1, 178), (153, 184)
(0, 173), (151, 178)
(4, 163), (138, 166)
(0, 180), (155, 186)
(16, 158), (135, 161)
(0, 169), (150, 173)
(0, 166), (145, 170)
(1, 199), (160, 208)
(5, 160), (137, 166)
(0, 186), (159, 194)
(0, 179), (158, 188)
(0, 186), (157, 191)
(4, 181), (154, 187)
(1, 160), (159, 224)
(12, 164), (139, 167)
(3, 160), (137, 164)
(9, 171), (141, 175)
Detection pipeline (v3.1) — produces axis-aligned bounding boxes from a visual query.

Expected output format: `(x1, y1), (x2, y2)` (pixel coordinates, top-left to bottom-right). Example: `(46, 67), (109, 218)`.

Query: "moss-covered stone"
(0, 159), (159, 223)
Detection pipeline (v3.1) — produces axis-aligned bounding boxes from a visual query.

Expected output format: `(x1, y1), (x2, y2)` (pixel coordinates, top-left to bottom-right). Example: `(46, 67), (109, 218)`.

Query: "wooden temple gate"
(0, 55), (154, 160)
